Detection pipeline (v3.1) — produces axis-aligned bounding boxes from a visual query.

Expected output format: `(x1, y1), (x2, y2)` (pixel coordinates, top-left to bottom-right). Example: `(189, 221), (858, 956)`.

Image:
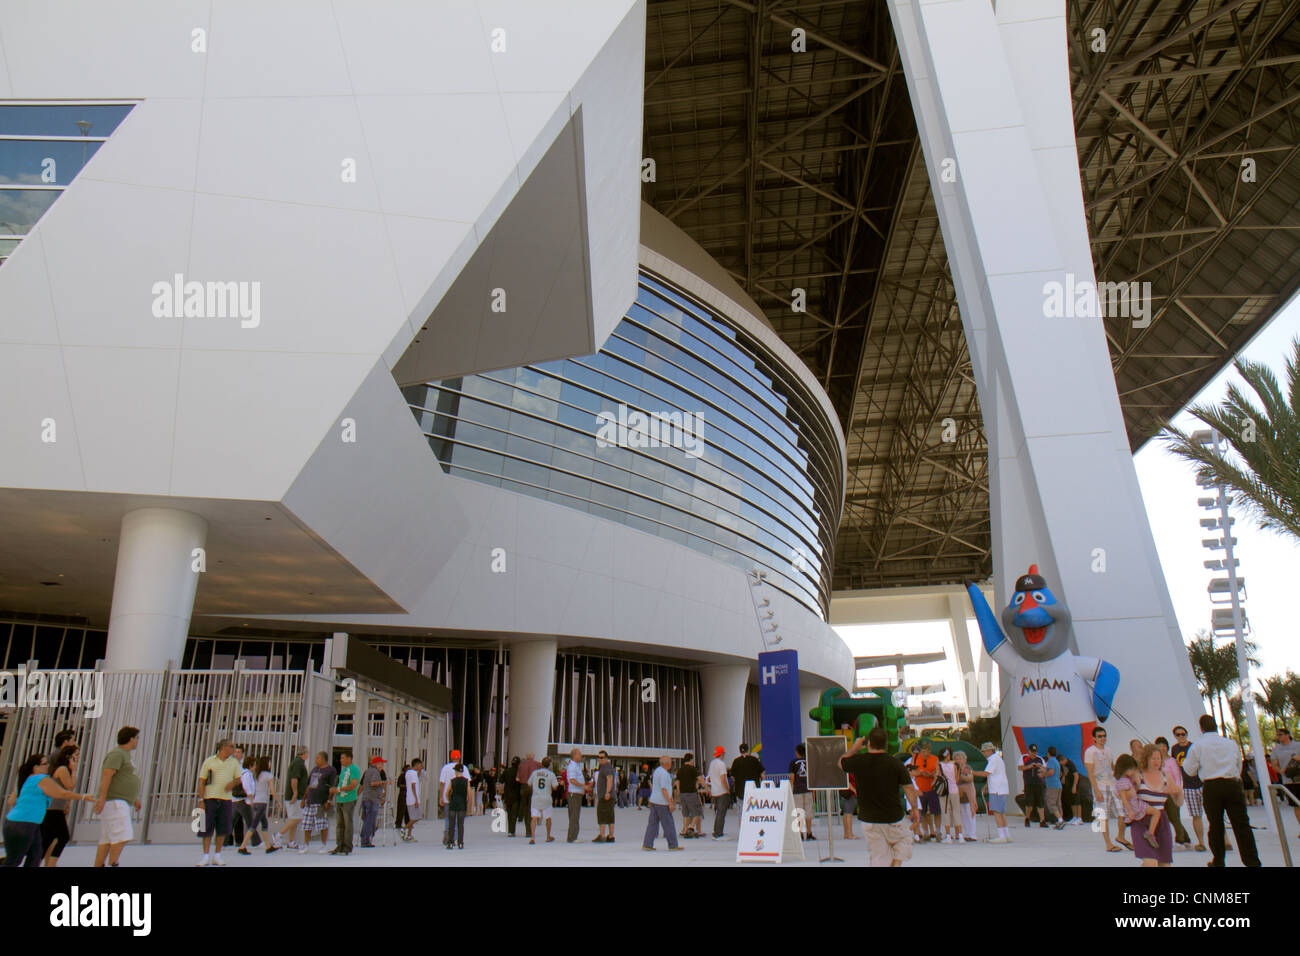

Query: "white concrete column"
(946, 592), (978, 718)
(799, 685), (823, 742)
(104, 507), (208, 670)
(508, 639), (556, 760)
(700, 663), (750, 758)
(888, 0), (1203, 745)
(354, 686), (370, 763)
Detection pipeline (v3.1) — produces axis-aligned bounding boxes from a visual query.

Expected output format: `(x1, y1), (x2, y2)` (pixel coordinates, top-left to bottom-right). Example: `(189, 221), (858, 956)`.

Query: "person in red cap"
(439, 750), (470, 848)
(707, 746), (731, 839)
(358, 755), (386, 848)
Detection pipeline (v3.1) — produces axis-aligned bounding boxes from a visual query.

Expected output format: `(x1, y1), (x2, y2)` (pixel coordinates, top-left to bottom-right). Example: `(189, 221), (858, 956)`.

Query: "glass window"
(416, 268), (841, 615)
(0, 189), (59, 234)
(0, 104), (134, 137)
(0, 139), (104, 187)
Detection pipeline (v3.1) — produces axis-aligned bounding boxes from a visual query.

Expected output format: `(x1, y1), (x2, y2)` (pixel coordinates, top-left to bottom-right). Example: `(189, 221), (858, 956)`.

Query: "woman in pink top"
(938, 748), (963, 844)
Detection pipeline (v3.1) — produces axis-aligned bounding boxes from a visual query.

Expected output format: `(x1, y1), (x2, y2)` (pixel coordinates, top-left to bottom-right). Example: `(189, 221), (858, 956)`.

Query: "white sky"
(836, 296), (1300, 706)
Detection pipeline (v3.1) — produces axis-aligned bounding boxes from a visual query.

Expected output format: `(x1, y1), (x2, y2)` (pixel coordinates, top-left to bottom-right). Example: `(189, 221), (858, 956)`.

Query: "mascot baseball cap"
(1014, 564), (1047, 592)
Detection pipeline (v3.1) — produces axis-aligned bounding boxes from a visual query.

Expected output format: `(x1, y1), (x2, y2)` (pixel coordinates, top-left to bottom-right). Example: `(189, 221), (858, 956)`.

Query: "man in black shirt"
(729, 744), (765, 804)
(503, 756), (523, 837)
(1021, 744), (1046, 828)
(676, 753), (703, 838)
(840, 728), (920, 867)
(788, 743), (815, 840)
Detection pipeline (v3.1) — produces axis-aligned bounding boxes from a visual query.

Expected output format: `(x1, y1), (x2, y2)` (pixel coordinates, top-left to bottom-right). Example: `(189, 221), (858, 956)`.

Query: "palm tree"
(1255, 674), (1292, 733)
(1185, 632), (1260, 730)
(1228, 693), (1246, 750)
(1187, 633), (1232, 729)
(1162, 335), (1300, 543)
(1284, 671), (1300, 732)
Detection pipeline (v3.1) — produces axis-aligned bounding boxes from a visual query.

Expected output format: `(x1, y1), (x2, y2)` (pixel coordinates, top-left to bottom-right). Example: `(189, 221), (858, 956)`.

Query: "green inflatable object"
(808, 686), (907, 754)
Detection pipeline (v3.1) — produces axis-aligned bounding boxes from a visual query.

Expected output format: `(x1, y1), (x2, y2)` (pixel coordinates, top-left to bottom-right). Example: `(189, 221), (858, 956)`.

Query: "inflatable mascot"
(966, 565), (1120, 771)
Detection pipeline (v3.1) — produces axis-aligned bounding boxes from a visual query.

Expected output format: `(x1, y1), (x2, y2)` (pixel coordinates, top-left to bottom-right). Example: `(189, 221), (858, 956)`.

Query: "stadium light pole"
(1191, 429), (1279, 836)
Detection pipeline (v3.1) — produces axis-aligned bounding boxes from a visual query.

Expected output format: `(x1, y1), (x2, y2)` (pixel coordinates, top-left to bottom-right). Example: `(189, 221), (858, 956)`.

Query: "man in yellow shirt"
(196, 738), (242, 867)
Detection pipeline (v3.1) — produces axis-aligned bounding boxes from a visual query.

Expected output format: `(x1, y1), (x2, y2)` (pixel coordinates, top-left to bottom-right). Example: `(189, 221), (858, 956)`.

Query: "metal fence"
(0, 657), (444, 844)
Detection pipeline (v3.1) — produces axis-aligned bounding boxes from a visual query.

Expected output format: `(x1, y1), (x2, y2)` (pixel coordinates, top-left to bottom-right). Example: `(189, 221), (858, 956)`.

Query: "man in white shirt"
(565, 748), (588, 844)
(973, 741), (1010, 843)
(402, 759), (422, 842)
(527, 758), (559, 845)
(1269, 726), (1300, 828)
(707, 746), (731, 840)
(1182, 714), (1260, 867)
(1083, 726), (1122, 853)
(439, 750), (470, 848)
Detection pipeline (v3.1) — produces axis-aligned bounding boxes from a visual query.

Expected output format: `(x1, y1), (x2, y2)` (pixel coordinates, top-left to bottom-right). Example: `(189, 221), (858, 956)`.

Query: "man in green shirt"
(330, 751), (361, 855)
(196, 738), (242, 867)
(93, 726), (142, 867)
(276, 745), (310, 850)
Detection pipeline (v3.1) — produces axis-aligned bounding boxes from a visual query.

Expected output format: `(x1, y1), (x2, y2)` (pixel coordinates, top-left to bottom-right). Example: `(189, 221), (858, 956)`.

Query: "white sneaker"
(196, 854), (210, 867)
(942, 834), (953, 844)
(988, 836), (1010, 844)
(297, 844), (309, 854)
(211, 854), (226, 866)
(318, 847), (331, 854)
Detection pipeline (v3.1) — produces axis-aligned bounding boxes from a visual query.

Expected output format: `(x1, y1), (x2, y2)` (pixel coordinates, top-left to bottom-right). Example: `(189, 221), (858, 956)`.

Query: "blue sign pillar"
(757, 649), (801, 776)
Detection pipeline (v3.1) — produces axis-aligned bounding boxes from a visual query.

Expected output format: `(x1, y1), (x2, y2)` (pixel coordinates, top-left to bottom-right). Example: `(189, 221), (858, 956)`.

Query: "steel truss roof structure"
(642, 0), (1300, 590)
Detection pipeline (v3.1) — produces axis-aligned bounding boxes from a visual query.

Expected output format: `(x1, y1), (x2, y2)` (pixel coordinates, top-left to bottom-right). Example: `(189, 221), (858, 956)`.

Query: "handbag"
(959, 789), (969, 804)
(933, 762), (949, 798)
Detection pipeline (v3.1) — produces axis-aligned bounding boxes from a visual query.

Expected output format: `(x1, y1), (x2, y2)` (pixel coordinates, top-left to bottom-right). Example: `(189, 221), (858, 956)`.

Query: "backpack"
(1286, 757), (1300, 782)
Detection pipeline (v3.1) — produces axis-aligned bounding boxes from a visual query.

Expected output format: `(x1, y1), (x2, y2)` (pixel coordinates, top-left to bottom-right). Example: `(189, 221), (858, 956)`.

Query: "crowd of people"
(3, 717), (1294, 866)
(843, 713), (1294, 868)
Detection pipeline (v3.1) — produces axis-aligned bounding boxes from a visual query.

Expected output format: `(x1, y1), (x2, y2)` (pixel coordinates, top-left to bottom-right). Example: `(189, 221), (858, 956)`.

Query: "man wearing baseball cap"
(358, 755), (386, 848)
(707, 746), (731, 839)
(974, 741), (1010, 842)
(439, 750), (470, 848)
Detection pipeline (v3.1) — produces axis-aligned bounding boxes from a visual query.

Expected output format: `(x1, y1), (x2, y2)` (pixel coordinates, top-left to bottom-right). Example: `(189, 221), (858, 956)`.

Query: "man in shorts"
(675, 752), (703, 839)
(402, 758), (423, 841)
(527, 757), (559, 845)
(594, 750), (618, 843)
(277, 746), (309, 849)
(1084, 726), (1123, 853)
(909, 739), (940, 841)
(93, 725), (142, 867)
(974, 741), (1010, 842)
(300, 751), (336, 854)
(196, 738), (242, 867)
(840, 727), (920, 867)
(1020, 743), (1047, 828)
